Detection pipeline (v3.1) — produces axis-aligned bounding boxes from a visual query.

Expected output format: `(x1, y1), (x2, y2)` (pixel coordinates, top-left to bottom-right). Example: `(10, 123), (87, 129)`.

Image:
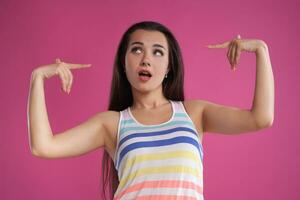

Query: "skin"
(27, 30), (274, 160)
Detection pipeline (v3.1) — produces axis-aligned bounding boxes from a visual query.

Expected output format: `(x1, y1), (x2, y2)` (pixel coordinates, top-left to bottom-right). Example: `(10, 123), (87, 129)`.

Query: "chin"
(133, 86), (152, 93)
(132, 83), (163, 94)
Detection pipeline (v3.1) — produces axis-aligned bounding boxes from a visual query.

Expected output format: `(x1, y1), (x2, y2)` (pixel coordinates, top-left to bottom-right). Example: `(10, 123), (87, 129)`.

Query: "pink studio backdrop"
(1, 0), (299, 199)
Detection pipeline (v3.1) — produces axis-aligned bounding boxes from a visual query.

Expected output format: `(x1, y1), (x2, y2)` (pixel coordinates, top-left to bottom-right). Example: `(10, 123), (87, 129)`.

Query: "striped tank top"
(113, 100), (204, 200)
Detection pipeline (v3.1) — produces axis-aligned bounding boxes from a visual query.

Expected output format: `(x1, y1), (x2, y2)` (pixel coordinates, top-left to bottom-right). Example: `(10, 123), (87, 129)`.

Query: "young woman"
(27, 21), (274, 200)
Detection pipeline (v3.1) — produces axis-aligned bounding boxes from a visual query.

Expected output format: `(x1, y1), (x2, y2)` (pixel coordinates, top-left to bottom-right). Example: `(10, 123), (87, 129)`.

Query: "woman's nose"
(141, 61), (151, 67)
(140, 52), (151, 67)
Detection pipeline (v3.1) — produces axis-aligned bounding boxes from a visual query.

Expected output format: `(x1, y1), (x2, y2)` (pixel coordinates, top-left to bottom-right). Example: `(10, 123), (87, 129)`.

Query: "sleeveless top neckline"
(127, 100), (175, 127)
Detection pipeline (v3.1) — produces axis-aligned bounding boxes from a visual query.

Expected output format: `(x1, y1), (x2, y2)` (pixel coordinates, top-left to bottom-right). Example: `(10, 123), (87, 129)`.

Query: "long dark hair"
(101, 21), (185, 199)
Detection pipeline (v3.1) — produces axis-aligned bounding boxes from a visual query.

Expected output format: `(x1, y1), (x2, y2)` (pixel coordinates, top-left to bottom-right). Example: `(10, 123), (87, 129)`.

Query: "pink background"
(1, 0), (299, 199)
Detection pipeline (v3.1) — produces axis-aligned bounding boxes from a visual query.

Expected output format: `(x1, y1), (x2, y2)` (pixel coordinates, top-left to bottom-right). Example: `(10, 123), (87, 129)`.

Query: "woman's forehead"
(129, 29), (168, 48)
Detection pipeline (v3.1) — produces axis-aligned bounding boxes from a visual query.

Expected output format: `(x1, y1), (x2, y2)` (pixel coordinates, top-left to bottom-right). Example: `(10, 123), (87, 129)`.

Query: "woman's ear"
(166, 67), (170, 74)
(164, 68), (170, 79)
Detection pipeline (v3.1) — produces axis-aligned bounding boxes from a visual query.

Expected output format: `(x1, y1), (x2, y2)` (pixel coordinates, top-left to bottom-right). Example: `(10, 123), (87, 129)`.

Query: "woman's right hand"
(32, 58), (91, 94)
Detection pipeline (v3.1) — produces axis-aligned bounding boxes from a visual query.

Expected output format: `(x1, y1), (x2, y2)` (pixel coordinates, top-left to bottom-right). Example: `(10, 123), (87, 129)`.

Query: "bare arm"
(27, 59), (116, 158)
(201, 37), (274, 134)
(27, 71), (53, 155)
(251, 43), (274, 128)
(27, 70), (117, 159)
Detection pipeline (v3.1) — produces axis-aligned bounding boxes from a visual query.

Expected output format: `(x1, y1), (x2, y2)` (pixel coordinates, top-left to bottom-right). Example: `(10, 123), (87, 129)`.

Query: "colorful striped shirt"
(113, 100), (204, 199)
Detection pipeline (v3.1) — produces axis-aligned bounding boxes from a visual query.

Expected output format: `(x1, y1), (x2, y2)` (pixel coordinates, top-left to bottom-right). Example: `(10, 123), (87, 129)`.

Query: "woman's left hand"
(207, 35), (267, 71)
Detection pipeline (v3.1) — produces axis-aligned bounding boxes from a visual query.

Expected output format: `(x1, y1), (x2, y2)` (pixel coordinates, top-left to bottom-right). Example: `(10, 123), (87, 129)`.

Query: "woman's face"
(125, 29), (169, 93)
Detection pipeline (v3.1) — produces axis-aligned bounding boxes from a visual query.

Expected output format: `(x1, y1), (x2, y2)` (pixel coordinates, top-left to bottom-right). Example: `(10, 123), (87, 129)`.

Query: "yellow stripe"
(121, 150), (202, 173)
(118, 165), (202, 190)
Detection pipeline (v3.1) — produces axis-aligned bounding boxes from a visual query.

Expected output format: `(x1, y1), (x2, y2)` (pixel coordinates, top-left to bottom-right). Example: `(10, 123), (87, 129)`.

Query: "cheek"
(125, 54), (140, 69)
(155, 58), (169, 73)
(124, 55), (138, 81)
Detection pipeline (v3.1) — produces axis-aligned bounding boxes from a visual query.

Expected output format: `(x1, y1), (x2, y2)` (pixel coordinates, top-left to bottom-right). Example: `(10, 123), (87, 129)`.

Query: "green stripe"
(121, 120), (196, 133)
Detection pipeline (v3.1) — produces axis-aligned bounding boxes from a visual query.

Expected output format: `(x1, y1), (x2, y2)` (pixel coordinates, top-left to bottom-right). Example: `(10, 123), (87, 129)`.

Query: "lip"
(138, 75), (151, 82)
(137, 69), (152, 77)
(137, 68), (152, 82)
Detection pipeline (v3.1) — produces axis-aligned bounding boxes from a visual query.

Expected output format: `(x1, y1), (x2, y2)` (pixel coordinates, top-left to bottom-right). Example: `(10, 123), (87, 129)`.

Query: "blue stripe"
(117, 136), (203, 168)
(118, 126), (198, 148)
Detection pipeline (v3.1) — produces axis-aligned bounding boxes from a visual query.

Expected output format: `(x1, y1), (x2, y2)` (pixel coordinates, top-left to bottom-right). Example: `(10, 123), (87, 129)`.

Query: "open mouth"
(138, 70), (152, 81)
(138, 71), (152, 77)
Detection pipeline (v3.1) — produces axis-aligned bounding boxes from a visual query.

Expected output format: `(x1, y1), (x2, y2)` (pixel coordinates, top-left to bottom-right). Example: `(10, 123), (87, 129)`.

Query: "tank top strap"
(171, 100), (185, 113)
(173, 100), (204, 160)
(172, 100), (203, 139)
(113, 108), (132, 166)
(172, 100), (193, 120)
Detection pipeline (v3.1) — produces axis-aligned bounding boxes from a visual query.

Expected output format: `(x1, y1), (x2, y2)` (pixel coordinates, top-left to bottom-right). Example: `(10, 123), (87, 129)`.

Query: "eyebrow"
(130, 41), (166, 50)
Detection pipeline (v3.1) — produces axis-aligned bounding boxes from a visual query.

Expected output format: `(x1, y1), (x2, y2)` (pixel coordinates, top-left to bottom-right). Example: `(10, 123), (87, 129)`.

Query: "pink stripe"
(136, 195), (197, 200)
(114, 180), (203, 200)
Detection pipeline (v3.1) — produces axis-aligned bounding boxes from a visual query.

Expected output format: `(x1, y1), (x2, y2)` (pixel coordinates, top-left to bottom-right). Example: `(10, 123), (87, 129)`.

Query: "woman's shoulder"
(180, 99), (209, 120)
(181, 99), (206, 111)
(97, 110), (120, 126)
(180, 99), (206, 136)
(96, 110), (120, 140)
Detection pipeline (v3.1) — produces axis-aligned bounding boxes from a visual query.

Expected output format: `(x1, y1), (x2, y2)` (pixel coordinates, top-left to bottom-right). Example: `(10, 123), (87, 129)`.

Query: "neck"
(131, 86), (169, 110)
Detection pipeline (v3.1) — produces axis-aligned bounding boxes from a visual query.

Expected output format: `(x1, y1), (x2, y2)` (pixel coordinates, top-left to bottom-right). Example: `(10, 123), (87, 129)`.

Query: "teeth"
(139, 71), (151, 77)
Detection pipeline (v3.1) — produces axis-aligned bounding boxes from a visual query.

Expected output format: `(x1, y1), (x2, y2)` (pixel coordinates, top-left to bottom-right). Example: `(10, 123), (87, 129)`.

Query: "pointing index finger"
(207, 41), (230, 48)
(67, 63), (92, 69)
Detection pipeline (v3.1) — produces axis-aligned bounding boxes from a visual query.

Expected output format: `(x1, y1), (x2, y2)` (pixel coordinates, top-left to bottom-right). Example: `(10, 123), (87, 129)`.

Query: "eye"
(153, 49), (164, 56)
(131, 47), (142, 54)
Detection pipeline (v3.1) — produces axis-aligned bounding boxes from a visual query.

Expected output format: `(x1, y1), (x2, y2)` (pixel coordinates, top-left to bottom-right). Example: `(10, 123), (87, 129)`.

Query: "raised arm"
(27, 59), (117, 159)
(200, 35), (274, 134)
